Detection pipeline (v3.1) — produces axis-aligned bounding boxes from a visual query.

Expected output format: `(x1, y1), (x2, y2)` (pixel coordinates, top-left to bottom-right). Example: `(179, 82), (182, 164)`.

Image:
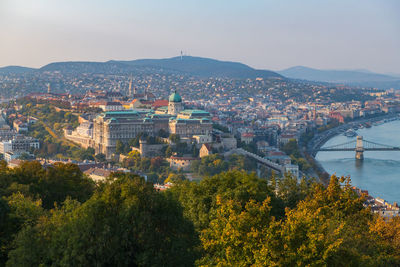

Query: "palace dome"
(169, 91), (182, 102)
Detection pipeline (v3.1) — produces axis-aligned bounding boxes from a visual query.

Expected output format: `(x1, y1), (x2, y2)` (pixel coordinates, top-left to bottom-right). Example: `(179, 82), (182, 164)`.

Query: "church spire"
(128, 75), (133, 97)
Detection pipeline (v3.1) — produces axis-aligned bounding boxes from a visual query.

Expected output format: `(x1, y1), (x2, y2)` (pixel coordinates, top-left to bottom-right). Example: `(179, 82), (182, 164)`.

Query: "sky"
(1, 0), (399, 73)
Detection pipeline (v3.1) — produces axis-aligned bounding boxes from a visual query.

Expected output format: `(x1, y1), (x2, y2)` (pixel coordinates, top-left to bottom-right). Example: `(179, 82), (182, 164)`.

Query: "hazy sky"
(1, 0), (399, 73)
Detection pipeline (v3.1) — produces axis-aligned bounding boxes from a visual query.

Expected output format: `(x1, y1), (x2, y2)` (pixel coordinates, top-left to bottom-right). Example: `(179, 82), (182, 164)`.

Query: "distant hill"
(113, 56), (282, 79)
(37, 56), (283, 79)
(278, 66), (400, 84)
(22, 56), (281, 79)
(39, 61), (136, 74)
(277, 66), (400, 89)
(0, 66), (35, 74)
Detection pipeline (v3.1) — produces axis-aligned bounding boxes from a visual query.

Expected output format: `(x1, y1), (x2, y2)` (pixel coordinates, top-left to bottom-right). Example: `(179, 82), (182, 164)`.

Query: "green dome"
(169, 91), (182, 102)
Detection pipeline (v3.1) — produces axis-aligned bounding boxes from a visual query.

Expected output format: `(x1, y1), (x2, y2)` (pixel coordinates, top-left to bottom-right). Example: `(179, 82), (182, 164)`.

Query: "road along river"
(316, 119), (400, 203)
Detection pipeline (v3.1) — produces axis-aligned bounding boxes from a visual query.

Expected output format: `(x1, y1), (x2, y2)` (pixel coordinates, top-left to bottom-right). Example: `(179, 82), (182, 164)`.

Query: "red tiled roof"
(241, 133), (254, 138)
(152, 100), (168, 108)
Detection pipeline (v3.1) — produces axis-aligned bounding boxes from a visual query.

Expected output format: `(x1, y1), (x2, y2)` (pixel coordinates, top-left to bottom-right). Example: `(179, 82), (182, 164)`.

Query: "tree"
(123, 150), (141, 168)
(259, 175), (381, 266)
(169, 134), (180, 144)
(158, 129), (169, 138)
(17, 153), (31, 160)
(275, 174), (313, 209)
(370, 216), (400, 263)
(150, 157), (164, 171)
(1, 161), (95, 209)
(165, 146), (173, 157)
(0, 193), (45, 265)
(164, 173), (185, 184)
(282, 139), (300, 157)
(115, 140), (124, 155)
(168, 171), (282, 231)
(127, 150), (140, 159)
(7, 175), (198, 266)
(95, 153), (106, 163)
(199, 197), (275, 266)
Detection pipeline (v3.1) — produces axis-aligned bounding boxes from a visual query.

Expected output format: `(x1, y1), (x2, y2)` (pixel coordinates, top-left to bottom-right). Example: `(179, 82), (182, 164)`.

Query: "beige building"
(92, 110), (155, 157)
(169, 117), (212, 138)
(84, 91), (212, 158)
(199, 144), (213, 158)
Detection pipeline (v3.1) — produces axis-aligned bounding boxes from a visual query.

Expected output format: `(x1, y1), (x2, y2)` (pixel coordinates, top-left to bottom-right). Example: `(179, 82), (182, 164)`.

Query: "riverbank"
(316, 119), (400, 209)
(305, 113), (400, 184)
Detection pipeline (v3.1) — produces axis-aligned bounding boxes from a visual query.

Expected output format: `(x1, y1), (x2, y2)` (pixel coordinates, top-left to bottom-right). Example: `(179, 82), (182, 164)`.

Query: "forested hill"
(0, 66), (35, 74)
(113, 56), (283, 79)
(2, 56), (283, 79)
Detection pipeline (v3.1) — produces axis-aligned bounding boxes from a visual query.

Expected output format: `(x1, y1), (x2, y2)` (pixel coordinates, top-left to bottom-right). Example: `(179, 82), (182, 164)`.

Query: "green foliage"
(198, 198), (274, 266)
(237, 140), (259, 155)
(317, 120), (341, 133)
(190, 175), (400, 266)
(169, 133), (180, 144)
(282, 139), (300, 157)
(0, 161), (95, 265)
(115, 140), (124, 155)
(212, 123), (230, 133)
(157, 128), (169, 138)
(164, 173), (186, 184)
(94, 153), (106, 162)
(123, 153), (170, 183)
(168, 171), (282, 231)
(190, 154), (257, 177)
(1, 164), (400, 266)
(1, 161), (95, 209)
(282, 139), (311, 171)
(276, 174), (314, 209)
(15, 103), (95, 160)
(264, 176), (378, 266)
(165, 145), (173, 157)
(7, 175), (198, 266)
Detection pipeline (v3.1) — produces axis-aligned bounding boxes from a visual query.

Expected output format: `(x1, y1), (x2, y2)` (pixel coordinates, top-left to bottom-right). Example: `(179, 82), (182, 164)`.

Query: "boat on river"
(344, 129), (357, 137)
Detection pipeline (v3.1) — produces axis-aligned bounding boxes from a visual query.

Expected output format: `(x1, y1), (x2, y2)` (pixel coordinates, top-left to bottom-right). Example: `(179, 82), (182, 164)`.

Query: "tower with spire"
(47, 83), (51, 94)
(128, 75), (133, 97)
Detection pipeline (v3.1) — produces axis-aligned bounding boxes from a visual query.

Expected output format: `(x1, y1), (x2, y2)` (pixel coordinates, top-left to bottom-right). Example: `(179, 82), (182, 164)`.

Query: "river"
(316, 119), (400, 203)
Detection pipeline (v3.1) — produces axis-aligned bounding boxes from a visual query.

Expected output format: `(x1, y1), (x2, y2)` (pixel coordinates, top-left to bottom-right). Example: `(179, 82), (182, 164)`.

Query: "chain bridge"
(317, 136), (400, 160)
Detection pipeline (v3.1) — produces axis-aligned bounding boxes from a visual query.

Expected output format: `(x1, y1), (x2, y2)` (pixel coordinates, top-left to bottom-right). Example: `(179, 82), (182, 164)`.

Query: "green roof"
(169, 91), (182, 102)
(180, 109), (209, 114)
(105, 110), (139, 115)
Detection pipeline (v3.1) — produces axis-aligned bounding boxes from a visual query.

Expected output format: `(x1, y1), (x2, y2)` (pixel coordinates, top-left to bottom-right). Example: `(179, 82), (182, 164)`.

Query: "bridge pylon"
(355, 136), (364, 160)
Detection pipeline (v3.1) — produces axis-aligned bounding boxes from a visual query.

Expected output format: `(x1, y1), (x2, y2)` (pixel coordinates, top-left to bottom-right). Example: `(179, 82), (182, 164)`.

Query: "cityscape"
(1, 0), (400, 266)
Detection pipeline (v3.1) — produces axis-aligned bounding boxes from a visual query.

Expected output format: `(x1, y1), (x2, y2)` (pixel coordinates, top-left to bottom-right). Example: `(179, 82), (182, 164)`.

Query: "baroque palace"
(65, 91), (212, 158)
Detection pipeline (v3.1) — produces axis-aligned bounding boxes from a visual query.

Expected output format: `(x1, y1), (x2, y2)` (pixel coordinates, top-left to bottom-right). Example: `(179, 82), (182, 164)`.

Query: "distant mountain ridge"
(112, 56), (282, 79)
(1, 56), (283, 79)
(0, 66), (35, 74)
(2, 59), (399, 89)
(278, 66), (399, 83)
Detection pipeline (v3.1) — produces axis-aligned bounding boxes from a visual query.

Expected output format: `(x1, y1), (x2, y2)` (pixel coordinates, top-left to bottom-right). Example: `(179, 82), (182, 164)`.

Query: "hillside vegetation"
(1, 162), (400, 266)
